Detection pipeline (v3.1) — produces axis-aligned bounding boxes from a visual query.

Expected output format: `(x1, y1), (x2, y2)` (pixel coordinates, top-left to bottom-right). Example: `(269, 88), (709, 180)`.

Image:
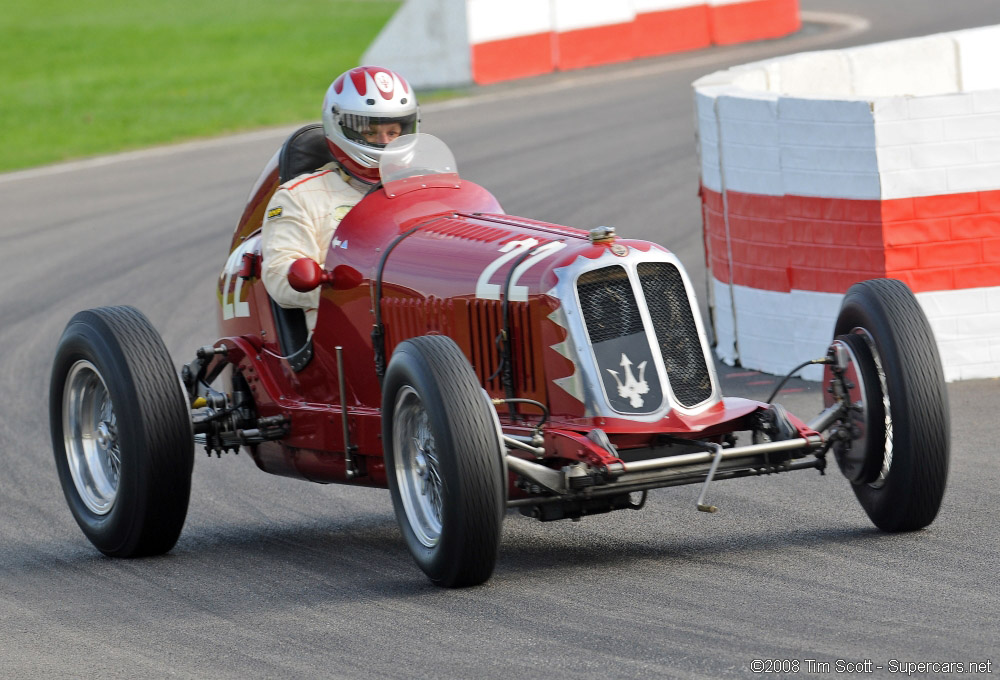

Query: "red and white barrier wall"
(695, 26), (1000, 381)
(363, 0), (800, 89)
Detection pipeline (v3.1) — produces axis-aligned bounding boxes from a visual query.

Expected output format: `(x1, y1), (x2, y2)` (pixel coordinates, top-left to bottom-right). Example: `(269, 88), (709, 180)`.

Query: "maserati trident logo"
(607, 353), (649, 408)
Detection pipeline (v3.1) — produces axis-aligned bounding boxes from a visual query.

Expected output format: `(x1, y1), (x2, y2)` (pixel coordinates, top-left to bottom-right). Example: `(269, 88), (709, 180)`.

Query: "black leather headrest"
(279, 124), (335, 183)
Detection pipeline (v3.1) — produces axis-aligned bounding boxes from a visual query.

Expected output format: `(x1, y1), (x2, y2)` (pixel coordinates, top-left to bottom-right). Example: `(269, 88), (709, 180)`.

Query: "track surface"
(2, 1), (998, 677)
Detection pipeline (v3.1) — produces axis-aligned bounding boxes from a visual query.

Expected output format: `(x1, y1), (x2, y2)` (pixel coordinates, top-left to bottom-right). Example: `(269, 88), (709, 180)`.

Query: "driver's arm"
(261, 188), (324, 313)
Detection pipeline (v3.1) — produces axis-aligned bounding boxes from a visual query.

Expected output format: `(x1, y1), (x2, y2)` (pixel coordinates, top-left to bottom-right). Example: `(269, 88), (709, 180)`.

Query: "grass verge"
(0, 1), (401, 172)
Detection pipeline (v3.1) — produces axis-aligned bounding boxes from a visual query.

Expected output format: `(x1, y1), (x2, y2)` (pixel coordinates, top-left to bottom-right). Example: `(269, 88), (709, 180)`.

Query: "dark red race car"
(50, 129), (950, 587)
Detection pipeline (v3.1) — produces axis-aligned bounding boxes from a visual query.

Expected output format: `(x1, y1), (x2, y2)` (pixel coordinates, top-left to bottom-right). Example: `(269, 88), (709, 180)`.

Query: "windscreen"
(379, 133), (461, 197)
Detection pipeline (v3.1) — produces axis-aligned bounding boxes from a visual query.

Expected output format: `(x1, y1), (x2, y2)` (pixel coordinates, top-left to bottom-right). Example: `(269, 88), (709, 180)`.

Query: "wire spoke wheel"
(393, 386), (444, 547)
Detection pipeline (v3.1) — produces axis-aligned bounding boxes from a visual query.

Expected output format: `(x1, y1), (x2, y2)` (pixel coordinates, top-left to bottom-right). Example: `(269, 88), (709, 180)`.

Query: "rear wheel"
(50, 306), (194, 556)
(827, 279), (949, 532)
(382, 335), (505, 587)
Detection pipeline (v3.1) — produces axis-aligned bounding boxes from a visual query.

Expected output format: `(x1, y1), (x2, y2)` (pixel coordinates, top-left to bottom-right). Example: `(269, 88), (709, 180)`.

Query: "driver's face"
(362, 122), (402, 145)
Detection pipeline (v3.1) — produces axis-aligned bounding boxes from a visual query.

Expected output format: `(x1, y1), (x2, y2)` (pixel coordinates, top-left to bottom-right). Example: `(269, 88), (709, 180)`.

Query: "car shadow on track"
(4, 512), (893, 604)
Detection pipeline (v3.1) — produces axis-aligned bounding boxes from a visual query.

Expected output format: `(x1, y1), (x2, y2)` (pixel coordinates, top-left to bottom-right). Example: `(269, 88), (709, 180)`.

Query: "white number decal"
(475, 239), (566, 301)
(220, 236), (259, 320)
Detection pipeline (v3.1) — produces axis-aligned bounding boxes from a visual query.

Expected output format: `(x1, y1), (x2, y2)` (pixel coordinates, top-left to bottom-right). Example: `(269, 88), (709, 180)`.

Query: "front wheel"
(826, 279), (949, 532)
(382, 335), (505, 587)
(49, 306), (194, 556)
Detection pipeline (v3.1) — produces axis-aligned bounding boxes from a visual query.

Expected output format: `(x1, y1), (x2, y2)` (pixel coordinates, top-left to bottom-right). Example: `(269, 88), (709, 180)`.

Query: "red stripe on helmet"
(349, 67), (369, 96)
(333, 74), (345, 94)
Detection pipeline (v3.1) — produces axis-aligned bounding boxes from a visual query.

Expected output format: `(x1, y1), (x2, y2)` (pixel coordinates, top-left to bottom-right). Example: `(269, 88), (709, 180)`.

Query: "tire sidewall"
(50, 318), (147, 555)
(381, 338), (504, 586)
(833, 281), (948, 530)
(382, 343), (458, 582)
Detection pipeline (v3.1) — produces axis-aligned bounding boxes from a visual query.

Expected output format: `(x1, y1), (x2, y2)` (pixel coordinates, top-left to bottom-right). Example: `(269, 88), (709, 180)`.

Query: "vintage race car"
(49, 128), (950, 587)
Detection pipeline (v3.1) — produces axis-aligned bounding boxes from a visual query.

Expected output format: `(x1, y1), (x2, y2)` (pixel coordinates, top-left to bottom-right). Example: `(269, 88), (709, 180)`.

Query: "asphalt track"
(2, 1), (999, 677)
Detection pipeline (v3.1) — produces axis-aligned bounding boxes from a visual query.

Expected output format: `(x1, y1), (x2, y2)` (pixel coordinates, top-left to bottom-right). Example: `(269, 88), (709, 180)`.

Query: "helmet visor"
(340, 113), (418, 149)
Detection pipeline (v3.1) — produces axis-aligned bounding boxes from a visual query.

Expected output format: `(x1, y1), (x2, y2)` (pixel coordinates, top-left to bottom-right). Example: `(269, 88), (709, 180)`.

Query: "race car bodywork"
(50, 129), (950, 587)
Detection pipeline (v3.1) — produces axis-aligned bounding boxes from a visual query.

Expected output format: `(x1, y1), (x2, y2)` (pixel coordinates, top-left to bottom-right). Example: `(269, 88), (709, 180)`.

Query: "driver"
(261, 66), (419, 332)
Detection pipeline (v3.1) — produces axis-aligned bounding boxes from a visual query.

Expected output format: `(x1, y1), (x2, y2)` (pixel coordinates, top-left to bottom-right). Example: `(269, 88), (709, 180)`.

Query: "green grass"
(0, 1), (401, 172)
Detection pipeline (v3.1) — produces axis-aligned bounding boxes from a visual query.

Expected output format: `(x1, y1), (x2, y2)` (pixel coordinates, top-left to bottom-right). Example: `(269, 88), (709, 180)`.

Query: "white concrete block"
(779, 96), (873, 123)
(724, 167), (783, 196)
(974, 138), (1000, 163)
(947, 163), (1000, 194)
(799, 363), (825, 382)
(918, 288), (988, 317)
(719, 119), (779, 146)
(909, 140), (977, 169)
(986, 287), (1000, 312)
(927, 316), (959, 342)
(875, 119), (945, 147)
(551, 0), (634, 32)
(718, 93), (779, 122)
(956, 312), (1000, 337)
(781, 146), (878, 173)
(782, 169), (881, 200)
(632, 0), (701, 11)
(467, 0), (552, 43)
(879, 168), (949, 200)
(700, 160), (723, 194)
(972, 89), (1000, 114)
(871, 97), (909, 123)
(847, 36), (959, 97)
(907, 93), (975, 119)
(724, 143), (780, 171)
(738, 339), (799, 377)
(362, 0), (471, 90)
(938, 338), (992, 365)
(712, 279), (737, 365)
(991, 340), (1000, 363)
(876, 145), (912, 172)
(730, 69), (771, 93)
(737, 310), (795, 342)
(957, 26), (1000, 92)
(942, 364), (961, 382)
(774, 53), (854, 97)
(791, 289), (844, 320)
(779, 121), (877, 149)
(943, 113), (1000, 141)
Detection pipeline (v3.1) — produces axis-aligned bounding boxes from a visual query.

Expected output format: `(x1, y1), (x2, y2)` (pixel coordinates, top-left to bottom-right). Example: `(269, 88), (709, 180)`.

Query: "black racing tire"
(49, 306), (194, 557)
(833, 279), (949, 532)
(382, 335), (505, 588)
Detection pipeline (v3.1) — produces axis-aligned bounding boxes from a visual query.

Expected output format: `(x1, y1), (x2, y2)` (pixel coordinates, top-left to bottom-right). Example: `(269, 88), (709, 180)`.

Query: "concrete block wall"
(695, 25), (1000, 381)
(364, 0), (800, 89)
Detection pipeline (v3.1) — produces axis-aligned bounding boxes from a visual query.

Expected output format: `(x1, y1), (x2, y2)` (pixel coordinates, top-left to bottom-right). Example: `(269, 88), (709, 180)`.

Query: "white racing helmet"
(321, 66), (419, 183)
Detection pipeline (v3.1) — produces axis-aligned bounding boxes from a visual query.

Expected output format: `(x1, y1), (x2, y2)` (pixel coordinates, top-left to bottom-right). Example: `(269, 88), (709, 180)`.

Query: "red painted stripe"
(471, 32), (554, 85)
(632, 6), (711, 58)
(710, 0), (801, 45)
(468, 1), (798, 84)
(701, 185), (1000, 294)
(287, 169), (332, 190)
(556, 22), (634, 71)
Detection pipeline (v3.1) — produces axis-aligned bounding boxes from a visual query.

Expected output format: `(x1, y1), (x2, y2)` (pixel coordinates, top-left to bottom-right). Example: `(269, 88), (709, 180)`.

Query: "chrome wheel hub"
(63, 360), (121, 515)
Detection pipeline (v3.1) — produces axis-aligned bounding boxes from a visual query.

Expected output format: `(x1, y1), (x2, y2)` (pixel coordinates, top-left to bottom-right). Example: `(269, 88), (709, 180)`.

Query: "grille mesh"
(577, 266), (643, 343)
(637, 262), (712, 407)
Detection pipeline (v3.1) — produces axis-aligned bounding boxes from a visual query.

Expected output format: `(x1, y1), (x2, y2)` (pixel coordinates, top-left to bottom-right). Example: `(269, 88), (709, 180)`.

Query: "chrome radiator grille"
(574, 261), (712, 412)
(637, 262), (712, 408)
(577, 266), (642, 343)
